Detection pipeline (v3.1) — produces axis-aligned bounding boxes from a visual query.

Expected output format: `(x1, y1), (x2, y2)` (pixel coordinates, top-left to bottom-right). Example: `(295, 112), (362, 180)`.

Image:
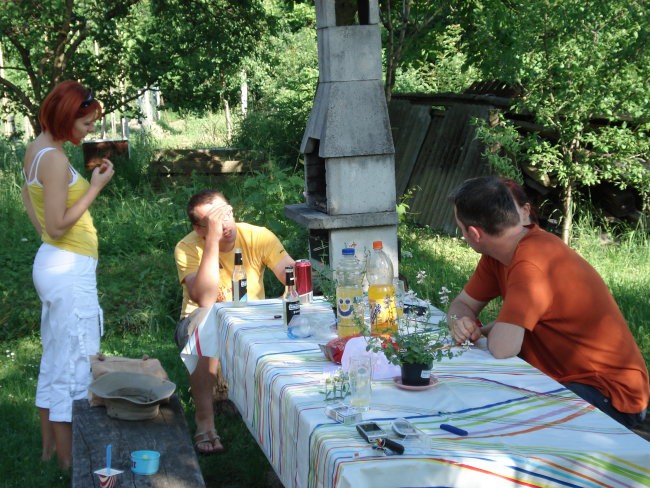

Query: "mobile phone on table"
(356, 421), (387, 442)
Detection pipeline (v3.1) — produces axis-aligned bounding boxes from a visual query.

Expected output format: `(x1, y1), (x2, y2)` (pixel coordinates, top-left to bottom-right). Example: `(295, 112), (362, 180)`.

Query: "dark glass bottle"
(232, 248), (247, 306)
(283, 266), (300, 327)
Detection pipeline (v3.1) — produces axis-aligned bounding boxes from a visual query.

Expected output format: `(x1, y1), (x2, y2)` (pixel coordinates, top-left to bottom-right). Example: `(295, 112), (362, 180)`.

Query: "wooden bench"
(72, 395), (205, 488)
(150, 148), (264, 178)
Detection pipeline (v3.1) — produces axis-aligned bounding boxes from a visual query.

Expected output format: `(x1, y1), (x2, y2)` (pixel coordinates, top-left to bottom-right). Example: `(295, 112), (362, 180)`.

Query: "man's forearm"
(447, 297), (477, 324)
(447, 292), (485, 343)
(191, 243), (222, 306)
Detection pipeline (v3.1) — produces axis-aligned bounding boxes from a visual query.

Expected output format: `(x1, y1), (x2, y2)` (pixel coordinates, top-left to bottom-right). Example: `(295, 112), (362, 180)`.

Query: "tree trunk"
(4, 114), (16, 138)
(141, 89), (153, 127)
(240, 71), (248, 117)
(561, 183), (573, 245)
(224, 99), (232, 143)
(110, 112), (117, 136)
(382, 0), (396, 102)
(24, 115), (34, 140)
(0, 43), (14, 138)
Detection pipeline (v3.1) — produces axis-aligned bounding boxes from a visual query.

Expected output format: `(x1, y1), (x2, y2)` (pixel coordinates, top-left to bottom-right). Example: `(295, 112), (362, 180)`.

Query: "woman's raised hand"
(90, 158), (115, 189)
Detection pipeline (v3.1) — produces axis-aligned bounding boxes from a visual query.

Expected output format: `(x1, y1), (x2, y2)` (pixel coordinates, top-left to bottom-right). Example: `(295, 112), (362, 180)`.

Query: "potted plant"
(367, 317), (458, 386)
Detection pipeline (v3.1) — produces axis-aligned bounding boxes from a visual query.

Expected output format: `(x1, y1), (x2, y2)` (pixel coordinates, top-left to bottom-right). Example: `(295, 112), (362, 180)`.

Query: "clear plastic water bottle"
(287, 314), (311, 339)
(366, 240), (397, 335)
(335, 247), (364, 338)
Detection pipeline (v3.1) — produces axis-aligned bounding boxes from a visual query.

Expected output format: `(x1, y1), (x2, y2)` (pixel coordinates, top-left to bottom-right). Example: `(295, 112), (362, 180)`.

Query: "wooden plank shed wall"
(389, 93), (508, 234)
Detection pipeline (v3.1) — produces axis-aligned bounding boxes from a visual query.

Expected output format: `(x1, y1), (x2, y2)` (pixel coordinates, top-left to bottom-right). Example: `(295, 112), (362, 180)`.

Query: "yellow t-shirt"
(26, 150), (98, 258)
(174, 222), (289, 317)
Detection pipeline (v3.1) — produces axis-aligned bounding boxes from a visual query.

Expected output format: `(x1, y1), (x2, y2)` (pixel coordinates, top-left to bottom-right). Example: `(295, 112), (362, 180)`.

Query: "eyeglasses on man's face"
(81, 89), (94, 109)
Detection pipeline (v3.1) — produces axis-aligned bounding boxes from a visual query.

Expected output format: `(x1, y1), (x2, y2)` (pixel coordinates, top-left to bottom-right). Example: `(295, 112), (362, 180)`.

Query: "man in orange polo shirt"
(447, 176), (648, 429)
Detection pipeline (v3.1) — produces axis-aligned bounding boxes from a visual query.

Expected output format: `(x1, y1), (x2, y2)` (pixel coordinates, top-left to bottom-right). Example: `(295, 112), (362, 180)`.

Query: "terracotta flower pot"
(400, 362), (432, 386)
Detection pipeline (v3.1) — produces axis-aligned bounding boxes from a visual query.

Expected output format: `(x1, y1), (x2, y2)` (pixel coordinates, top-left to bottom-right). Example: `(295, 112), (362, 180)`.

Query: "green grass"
(155, 110), (238, 149)
(0, 126), (648, 487)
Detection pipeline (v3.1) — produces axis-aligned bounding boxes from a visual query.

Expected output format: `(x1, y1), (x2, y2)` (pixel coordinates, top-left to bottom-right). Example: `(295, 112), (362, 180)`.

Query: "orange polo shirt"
(465, 225), (649, 414)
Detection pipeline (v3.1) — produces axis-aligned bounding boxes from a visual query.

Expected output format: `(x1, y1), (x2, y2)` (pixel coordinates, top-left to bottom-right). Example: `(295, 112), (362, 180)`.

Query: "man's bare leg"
(189, 356), (223, 453)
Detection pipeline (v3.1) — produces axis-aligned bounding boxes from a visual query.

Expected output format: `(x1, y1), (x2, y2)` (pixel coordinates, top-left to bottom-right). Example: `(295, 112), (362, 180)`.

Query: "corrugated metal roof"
(390, 94), (500, 234)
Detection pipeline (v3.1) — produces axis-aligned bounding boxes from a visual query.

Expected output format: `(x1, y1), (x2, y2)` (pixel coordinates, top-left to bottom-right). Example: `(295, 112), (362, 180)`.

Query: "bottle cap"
(342, 248), (355, 256)
(372, 241), (383, 249)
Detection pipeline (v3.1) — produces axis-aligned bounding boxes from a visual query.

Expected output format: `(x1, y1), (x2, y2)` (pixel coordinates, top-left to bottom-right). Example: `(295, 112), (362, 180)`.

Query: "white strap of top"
(24, 147), (77, 187)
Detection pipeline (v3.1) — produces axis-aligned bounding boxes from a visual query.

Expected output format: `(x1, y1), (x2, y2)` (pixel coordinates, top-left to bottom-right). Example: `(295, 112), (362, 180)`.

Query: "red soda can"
(294, 259), (313, 303)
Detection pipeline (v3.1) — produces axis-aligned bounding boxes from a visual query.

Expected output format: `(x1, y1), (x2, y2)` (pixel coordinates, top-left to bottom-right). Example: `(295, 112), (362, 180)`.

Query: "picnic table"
(182, 299), (650, 488)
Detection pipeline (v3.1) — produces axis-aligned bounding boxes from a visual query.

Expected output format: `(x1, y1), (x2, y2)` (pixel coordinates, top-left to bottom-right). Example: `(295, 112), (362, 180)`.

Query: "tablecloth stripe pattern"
(182, 299), (650, 488)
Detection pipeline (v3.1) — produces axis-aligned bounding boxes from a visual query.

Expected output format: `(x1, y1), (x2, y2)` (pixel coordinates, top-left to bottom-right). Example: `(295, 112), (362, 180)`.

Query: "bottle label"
(368, 284), (397, 335)
(336, 286), (364, 327)
(284, 299), (300, 326)
(233, 279), (248, 303)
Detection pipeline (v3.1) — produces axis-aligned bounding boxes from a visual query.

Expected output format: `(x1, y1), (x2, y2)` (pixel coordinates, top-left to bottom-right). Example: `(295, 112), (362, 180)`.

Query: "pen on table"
(440, 423), (468, 436)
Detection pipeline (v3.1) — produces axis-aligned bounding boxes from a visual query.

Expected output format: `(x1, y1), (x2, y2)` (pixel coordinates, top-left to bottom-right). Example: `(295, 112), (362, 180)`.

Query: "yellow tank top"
(25, 147), (98, 258)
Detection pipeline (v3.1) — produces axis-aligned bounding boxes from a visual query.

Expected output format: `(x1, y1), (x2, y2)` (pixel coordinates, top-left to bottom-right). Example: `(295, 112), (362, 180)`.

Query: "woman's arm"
(40, 152), (113, 239)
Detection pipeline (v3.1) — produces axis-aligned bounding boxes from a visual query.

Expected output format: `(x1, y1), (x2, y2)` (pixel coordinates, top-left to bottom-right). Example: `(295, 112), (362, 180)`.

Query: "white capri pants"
(33, 243), (103, 422)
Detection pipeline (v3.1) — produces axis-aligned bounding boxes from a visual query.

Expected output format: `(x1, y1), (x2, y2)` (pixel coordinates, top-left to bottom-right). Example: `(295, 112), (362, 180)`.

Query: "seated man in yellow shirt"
(174, 189), (295, 454)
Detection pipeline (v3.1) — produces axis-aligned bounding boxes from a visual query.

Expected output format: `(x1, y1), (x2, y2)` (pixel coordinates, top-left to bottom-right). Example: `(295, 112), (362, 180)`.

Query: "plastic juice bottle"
(366, 241), (397, 335)
(335, 247), (364, 338)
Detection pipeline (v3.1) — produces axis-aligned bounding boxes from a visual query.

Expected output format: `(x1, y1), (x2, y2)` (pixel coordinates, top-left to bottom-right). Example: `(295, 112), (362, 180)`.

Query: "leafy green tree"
(234, 2), (318, 165)
(461, 0), (650, 242)
(392, 23), (478, 94)
(0, 0), (266, 132)
(380, 0), (452, 101)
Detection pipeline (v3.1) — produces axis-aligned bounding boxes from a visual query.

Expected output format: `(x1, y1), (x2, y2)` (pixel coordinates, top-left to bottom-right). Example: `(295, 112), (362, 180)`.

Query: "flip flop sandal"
(194, 429), (225, 455)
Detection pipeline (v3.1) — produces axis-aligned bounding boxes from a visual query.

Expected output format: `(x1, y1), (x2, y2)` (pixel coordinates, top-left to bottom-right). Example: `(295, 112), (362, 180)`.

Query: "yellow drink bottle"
(335, 248), (364, 338)
(367, 241), (397, 335)
(368, 283), (397, 335)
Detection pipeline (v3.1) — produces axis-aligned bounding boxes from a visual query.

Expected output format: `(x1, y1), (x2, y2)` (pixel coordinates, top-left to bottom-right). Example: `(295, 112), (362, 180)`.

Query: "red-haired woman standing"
(21, 81), (114, 469)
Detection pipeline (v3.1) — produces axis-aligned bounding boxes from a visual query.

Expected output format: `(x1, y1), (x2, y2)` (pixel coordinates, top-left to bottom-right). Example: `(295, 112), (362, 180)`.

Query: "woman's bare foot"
(41, 446), (55, 462)
(57, 453), (72, 470)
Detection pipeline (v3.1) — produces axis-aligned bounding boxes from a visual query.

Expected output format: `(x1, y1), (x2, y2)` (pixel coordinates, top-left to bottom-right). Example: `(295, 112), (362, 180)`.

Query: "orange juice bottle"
(366, 241), (397, 335)
(368, 283), (397, 335)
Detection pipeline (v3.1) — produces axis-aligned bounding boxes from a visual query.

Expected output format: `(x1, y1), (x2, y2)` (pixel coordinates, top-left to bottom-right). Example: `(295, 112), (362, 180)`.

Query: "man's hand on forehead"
(203, 201), (233, 224)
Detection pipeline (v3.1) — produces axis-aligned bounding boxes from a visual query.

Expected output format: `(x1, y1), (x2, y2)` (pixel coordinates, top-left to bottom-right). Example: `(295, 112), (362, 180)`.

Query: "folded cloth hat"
(89, 372), (176, 421)
(175, 306), (212, 350)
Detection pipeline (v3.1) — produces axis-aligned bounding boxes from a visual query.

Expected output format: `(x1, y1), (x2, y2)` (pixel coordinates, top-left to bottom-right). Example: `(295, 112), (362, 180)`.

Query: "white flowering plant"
(362, 286), (465, 367)
(321, 368), (351, 400)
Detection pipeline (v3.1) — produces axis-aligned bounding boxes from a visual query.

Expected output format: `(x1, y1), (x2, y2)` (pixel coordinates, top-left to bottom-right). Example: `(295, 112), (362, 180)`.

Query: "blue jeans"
(564, 382), (647, 429)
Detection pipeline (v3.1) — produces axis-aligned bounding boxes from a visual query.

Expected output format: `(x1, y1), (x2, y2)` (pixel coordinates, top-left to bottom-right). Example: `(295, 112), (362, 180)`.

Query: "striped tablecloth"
(181, 299), (650, 488)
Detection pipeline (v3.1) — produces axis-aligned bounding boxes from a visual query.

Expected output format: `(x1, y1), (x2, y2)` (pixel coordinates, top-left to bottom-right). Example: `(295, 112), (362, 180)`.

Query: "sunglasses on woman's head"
(80, 89), (94, 108)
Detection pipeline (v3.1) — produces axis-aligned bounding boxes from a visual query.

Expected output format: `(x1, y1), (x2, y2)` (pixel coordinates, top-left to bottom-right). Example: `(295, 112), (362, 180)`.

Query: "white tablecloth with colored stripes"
(181, 299), (650, 488)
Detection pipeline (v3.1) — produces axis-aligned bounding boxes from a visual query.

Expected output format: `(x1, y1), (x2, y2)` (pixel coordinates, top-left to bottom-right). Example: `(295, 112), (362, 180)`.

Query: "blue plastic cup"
(131, 450), (160, 475)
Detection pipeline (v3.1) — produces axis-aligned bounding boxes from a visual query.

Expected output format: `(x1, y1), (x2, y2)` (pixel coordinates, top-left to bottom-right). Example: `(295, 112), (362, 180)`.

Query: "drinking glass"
(394, 279), (406, 320)
(349, 355), (372, 411)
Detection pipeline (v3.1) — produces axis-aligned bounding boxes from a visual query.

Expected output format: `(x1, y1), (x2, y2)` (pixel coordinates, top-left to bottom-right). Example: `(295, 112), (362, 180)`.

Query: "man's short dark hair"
(187, 190), (226, 225)
(448, 176), (520, 235)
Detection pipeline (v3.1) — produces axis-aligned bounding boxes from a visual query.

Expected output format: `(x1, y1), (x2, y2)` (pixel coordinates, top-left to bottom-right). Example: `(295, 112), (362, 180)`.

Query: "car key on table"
(357, 422), (404, 455)
(374, 437), (405, 454)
